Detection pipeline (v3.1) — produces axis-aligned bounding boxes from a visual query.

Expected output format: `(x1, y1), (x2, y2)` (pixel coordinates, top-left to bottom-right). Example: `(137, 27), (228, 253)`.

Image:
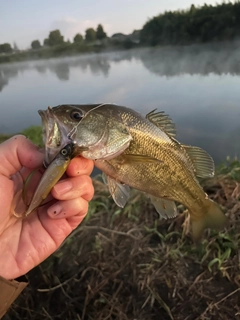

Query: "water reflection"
(0, 54), (112, 87)
(35, 65), (47, 74)
(1, 41), (240, 87)
(0, 72), (8, 92)
(137, 42), (240, 76)
(49, 62), (70, 81)
(0, 67), (18, 92)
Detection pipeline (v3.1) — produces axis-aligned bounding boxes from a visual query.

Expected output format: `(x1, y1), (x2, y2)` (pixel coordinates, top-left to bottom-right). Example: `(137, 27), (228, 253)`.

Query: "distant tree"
(48, 30), (64, 46)
(43, 38), (49, 46)
(190, 4), (197, 14)
(31, 40), (41, 49)
(73, 33), (83, 43)
(85, 28), (96, 42)
(96, 24), (107, 40)
(0, 43), (12, 54)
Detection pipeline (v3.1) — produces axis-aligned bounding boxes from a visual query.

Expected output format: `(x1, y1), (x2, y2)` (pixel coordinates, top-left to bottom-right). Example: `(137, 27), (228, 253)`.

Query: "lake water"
(0, 45), (240, 164)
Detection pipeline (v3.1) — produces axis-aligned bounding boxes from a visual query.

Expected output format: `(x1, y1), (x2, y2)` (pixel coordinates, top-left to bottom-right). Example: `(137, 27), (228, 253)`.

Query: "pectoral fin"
(115, 154), (162, 165)
(149, 196), (178, 219)
(102, 173), (130, 208)
(183, 145), (215, 178)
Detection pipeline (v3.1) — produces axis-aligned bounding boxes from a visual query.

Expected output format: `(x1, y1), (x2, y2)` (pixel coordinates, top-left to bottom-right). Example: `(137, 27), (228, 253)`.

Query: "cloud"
(51, 17), (111, 41)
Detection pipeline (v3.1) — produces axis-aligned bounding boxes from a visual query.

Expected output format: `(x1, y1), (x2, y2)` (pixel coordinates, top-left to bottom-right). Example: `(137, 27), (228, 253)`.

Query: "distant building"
(129, 30), (140, 44)
(111, 30), (140, 43)
(111, 33), (128, 41)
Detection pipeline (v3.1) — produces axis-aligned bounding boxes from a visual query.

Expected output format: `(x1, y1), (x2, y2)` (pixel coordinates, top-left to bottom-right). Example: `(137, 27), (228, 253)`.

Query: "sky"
(0, 0), (235, 49)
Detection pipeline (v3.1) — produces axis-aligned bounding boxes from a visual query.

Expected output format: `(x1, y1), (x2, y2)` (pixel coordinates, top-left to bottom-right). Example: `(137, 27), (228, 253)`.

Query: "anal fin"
(150, 196), (178, 219)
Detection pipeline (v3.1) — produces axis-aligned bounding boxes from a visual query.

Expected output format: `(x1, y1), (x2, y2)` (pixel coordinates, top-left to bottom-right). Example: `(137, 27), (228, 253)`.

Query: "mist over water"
(0, 42), (240, 164)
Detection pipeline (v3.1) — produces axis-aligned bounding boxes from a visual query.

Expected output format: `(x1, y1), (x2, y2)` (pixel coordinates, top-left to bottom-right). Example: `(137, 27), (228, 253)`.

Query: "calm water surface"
(0, 45), (240, 164)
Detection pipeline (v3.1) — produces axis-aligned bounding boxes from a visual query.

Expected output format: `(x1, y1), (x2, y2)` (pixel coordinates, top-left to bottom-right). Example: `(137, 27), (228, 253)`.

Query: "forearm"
(0, 276), (28, 318)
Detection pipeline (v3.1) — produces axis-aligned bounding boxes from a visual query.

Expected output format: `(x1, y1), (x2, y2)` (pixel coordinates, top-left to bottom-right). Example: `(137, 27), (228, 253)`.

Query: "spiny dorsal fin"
(183, 145), (215, 178)
(146, 109), (176, 138)
(149, 196), (178, 219)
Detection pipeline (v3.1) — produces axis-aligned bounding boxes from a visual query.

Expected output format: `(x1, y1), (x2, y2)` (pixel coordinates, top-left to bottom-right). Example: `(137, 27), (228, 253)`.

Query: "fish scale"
(102, 128), (206, 211)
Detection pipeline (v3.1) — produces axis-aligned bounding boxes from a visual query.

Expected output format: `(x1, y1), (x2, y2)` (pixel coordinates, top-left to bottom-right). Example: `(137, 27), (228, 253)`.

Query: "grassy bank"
(0, 44), (100, 64)
(0, 41), (138, 64)
(0, 126), (42, 145)
(1, 131), (240, 320)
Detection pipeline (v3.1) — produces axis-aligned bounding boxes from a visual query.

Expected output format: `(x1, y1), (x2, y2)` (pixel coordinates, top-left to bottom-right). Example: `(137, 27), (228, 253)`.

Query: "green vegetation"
(96, 24), (107, 40)
(31, 40), (41, 50)
(0, 43), (97, 64)
(21, 126), (43, 146)
(0, 133), (12, 144)
(141, 1), (240, 46)
(0, 126), (42, 146)
(47, 29), (64, 47)
(85, 28), (97, 42)
(73, 33), (83, 44)
(0, 131), (239, 319)
(0, 24), (108, 64)
(216, 159), (240, 182)
(0, 43), (12, 54)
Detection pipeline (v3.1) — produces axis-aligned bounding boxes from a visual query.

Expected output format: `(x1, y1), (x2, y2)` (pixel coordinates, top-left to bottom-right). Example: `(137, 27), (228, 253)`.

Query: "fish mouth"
(38, 106), (72, 166)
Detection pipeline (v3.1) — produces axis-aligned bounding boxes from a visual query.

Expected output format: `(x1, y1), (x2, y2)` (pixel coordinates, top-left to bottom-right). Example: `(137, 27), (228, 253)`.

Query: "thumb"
(0, 135), (44, 177)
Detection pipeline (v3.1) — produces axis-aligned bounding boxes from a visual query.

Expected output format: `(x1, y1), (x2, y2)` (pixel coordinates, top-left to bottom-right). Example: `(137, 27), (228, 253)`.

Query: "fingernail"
(53, 180), (72, 195)
(48, 204), (62, 216)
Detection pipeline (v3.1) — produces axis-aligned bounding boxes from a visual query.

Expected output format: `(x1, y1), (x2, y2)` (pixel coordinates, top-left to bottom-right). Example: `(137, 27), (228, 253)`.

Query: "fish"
(38, 103), (227, 240)
(13, 143), (76, 218)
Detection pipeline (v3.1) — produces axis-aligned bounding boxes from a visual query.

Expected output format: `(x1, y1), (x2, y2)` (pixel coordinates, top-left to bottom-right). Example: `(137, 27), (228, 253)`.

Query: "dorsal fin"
(146, 109), (176, 138)
(183, 145), (215, 178)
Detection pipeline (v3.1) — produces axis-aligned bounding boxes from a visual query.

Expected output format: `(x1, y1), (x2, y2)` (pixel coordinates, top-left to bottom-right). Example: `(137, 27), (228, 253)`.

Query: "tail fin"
(190, 199), (227, 242)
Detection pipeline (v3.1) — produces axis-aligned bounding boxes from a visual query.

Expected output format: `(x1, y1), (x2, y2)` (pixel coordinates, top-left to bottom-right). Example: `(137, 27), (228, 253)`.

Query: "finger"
(51, 175), (94, 201)
(47, 197), (89, 219)
(0, 135), (44, 177)
(66, 156), (94, 177)
(66, 215), (88, 229)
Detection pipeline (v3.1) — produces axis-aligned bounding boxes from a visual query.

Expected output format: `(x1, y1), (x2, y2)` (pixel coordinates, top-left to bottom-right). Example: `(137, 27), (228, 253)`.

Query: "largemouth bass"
(38, 104), (227, 240)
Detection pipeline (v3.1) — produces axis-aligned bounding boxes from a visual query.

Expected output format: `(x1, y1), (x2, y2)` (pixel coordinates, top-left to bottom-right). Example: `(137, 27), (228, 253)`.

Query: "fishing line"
(68, 102), (113, 143)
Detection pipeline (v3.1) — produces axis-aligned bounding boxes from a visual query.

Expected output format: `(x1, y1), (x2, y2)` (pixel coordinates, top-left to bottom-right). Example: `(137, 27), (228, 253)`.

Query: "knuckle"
(78, 199), (89, 216)
(78, 175), (92, 189)
(80, 176), (94, 200)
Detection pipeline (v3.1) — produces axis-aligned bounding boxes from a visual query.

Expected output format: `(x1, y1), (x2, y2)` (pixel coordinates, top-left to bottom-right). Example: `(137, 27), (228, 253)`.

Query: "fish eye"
(61, 148), (68, 156)
(70, 110), (83, 121)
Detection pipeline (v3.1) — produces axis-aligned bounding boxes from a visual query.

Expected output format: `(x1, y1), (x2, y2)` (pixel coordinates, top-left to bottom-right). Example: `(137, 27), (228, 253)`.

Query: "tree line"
(1, 1), (240, 54)
(32, 24), (107, 49)
(0, 24), (107, 53)
(140, 1), (240, 45)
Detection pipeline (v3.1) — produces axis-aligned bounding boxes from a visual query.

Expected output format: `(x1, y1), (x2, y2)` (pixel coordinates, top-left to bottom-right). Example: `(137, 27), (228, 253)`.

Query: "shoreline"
(1, 39), (240, 65)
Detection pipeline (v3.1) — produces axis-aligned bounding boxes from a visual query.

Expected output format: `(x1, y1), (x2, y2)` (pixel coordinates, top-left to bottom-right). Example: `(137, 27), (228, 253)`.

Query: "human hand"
(0, 135), (94, 280)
